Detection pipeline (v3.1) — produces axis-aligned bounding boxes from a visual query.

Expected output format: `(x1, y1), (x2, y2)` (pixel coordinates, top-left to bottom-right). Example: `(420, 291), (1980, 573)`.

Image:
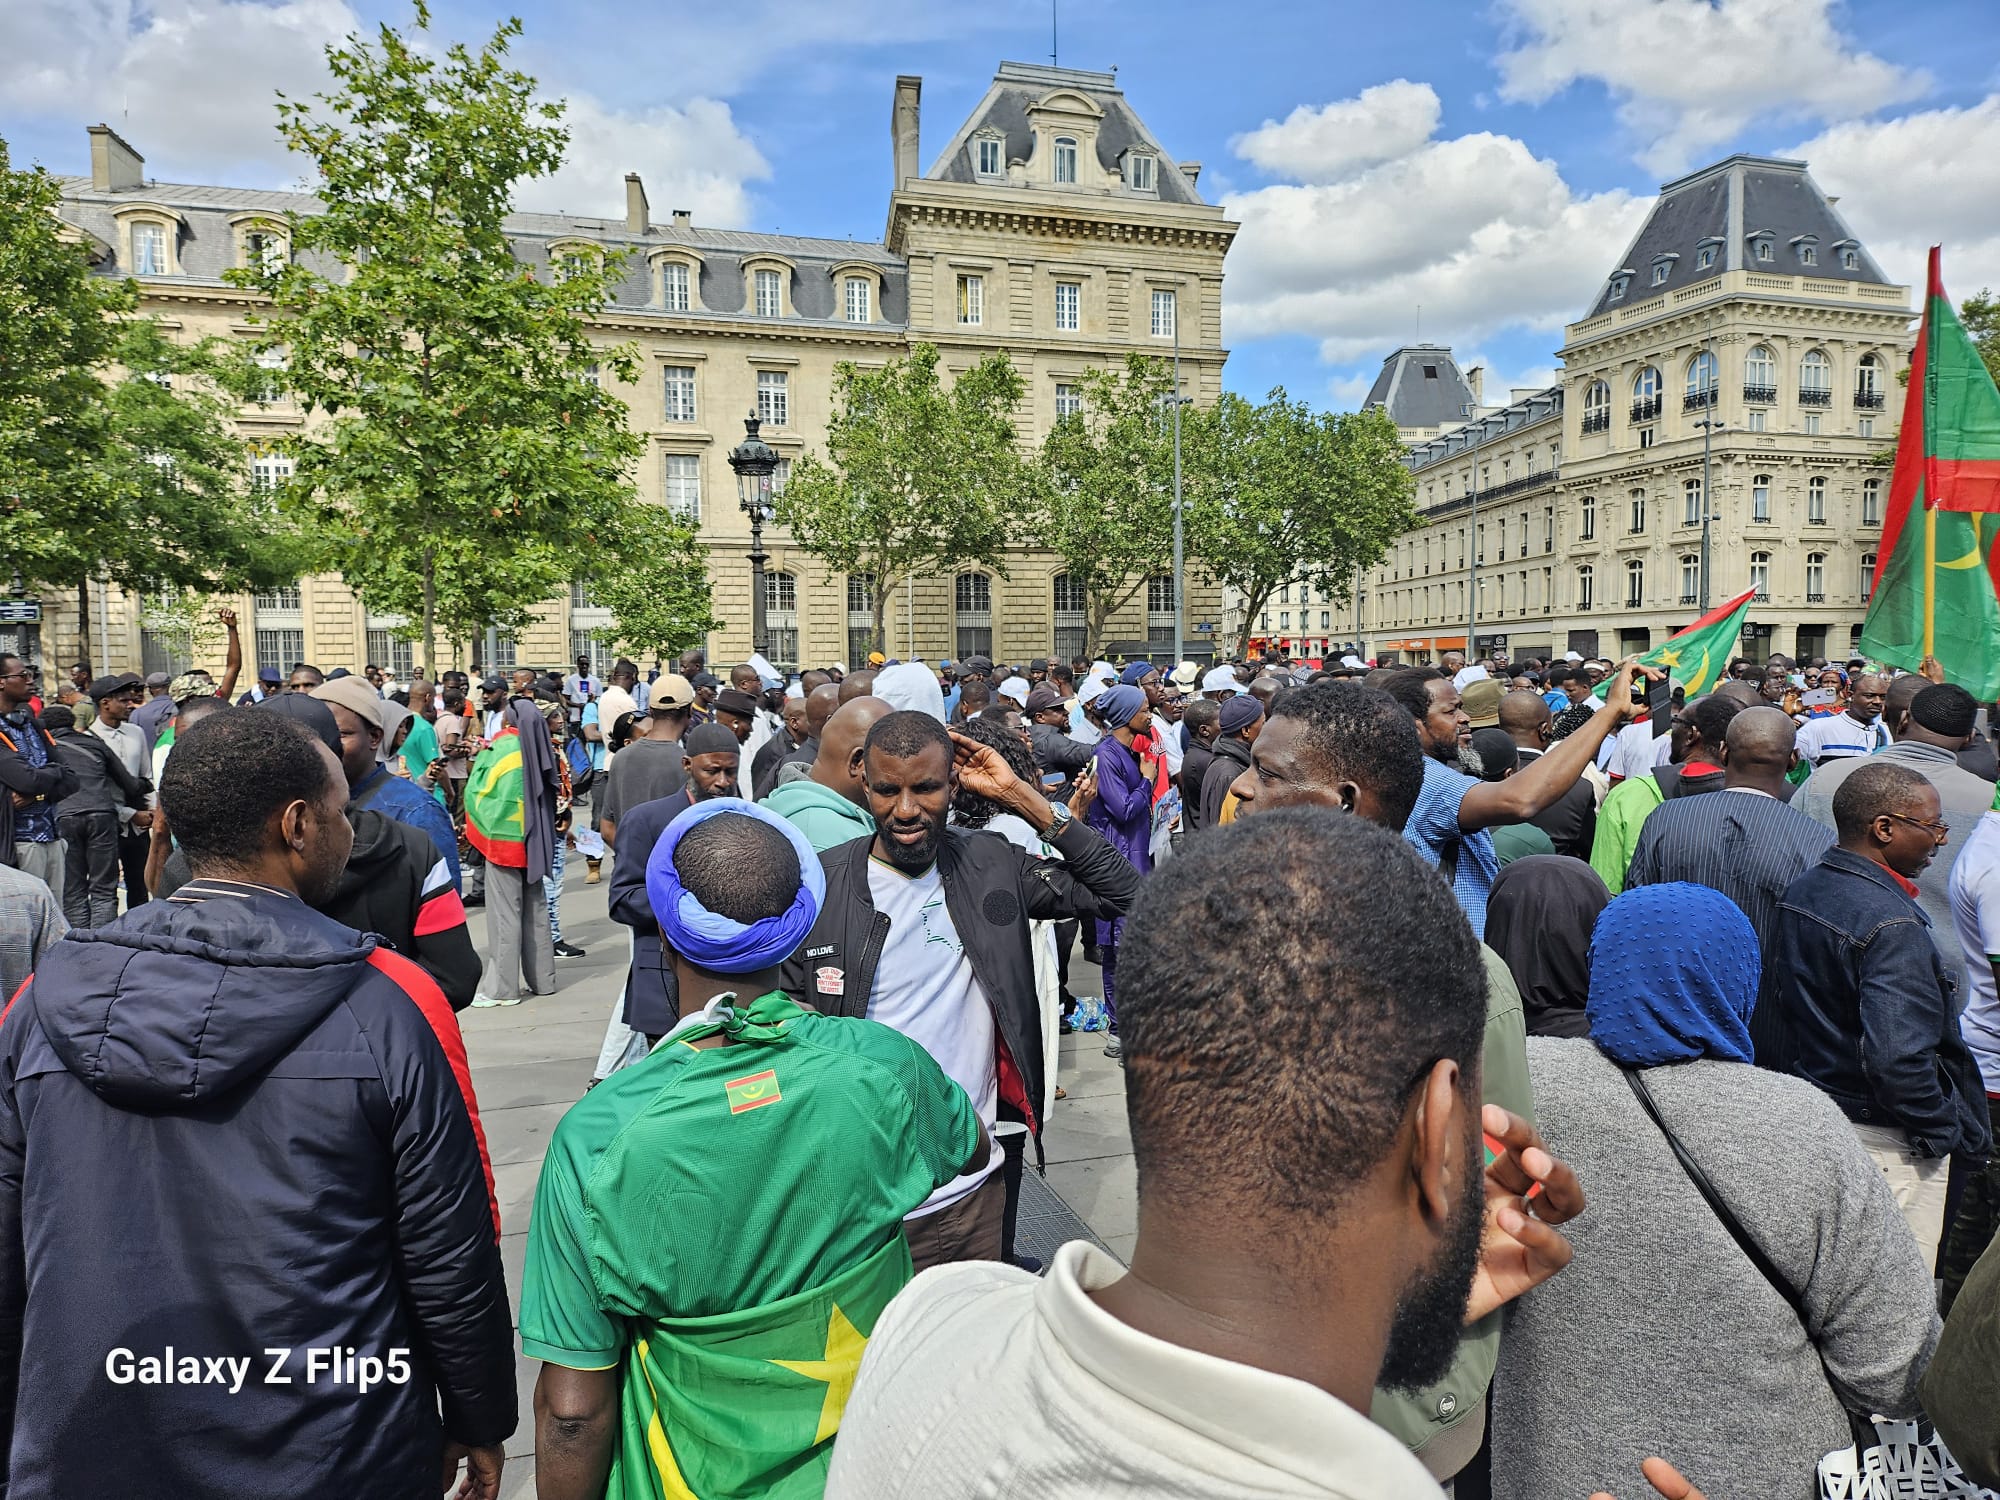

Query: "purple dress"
(1086, 734), (1152, 949)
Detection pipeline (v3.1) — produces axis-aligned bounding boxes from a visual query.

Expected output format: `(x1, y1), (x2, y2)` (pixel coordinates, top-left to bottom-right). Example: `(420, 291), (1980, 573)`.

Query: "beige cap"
(647, 673), (697, 712)
(311, 676), (385, 732)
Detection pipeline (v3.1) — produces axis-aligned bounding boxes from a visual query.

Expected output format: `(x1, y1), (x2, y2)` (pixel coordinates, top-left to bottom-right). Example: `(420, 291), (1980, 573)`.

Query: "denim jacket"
(1766, 846), (1993, 1159)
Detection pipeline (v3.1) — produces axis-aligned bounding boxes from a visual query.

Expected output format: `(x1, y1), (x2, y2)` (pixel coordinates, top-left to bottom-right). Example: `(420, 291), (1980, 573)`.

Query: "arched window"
(955, 572), (992, 659)
(1744, 344), (1776, 400)
(1800, 349), (1832, 405)
(1862, 477), (1882, 526)
(1856, 353), (1884, 409)
(1683, 477), (1704, 527)
(1861, 552), (1878, 602)
(1680, 555), (1700, 604)
(765, 571), (799, 670)
(1054, 137), (1078, 184)
(1580, 494), (1596, 540)
(846, 573), (876, 670)
(1625, 558), (1645, 608)
(1582, 380), (1611, 434)
(1632, 366), (1662, 423)
(1805, 553), (1826, 601)
(1576, 564), (1594, 610)
(1750, 551), (1771, 601)
(1629, 488), (1647, 534)
(1685, 351), (1718, 410)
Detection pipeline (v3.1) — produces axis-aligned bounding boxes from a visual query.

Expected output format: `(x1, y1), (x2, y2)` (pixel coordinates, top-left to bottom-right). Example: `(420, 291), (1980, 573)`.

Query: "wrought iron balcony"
(1743, 383), (1778, 404)
(1855, 389), (1885, 410)
(1630, 396), (1662, 422)
(1577, 600), (1593, 611)
(1807, 592), (1826, 603)
(1682, 387), (1718, 412)
(1799, 388), (1833, 407)
(1581, 410), (1611, 434)
(1679, 592), (1698, 605)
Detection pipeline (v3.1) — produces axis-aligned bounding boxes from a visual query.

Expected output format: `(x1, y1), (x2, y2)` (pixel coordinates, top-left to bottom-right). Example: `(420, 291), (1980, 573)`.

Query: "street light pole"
(728, 411), (779, 662)
(1172, 312), (1185, 670)
(1695, 416), (1725, 613)
(1466, 480), (1479, 660)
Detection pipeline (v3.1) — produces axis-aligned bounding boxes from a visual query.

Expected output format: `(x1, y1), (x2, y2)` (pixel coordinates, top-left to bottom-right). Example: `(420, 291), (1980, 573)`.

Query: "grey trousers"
(480, 866), (555, 1001)
(15, 839), (64, 914)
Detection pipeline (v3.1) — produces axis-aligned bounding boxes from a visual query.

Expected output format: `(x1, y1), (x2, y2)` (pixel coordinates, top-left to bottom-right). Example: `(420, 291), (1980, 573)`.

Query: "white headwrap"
(873, 661), (946, 721)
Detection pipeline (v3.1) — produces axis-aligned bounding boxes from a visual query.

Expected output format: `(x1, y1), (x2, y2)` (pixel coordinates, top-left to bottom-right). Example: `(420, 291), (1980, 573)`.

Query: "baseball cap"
(1461, 678), (1505, 728)
(1201, 666), (1239, 694)
(867, 651), (886, 667)
(647, 673), (697, 712)
(258, 665), (282, 684)
(144, 671), (171, 689)
(690, 671), (722, 691)
(963, 655), (994, 676)
(87, 672), (143, 702)
(480, 674), (508, 693)
(311, 676), (386, 732)
(997, 676), (1030, 706)
(1024, 685), (1064, 714)
(168, 671), (212, 704)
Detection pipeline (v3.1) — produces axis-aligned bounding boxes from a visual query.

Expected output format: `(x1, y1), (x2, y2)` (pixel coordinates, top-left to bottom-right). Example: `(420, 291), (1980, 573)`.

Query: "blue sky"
(7, 0), (2000, 411)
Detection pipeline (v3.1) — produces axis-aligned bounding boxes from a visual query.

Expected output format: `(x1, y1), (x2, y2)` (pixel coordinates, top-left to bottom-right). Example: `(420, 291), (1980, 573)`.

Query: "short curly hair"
(160, 708), (338, 868)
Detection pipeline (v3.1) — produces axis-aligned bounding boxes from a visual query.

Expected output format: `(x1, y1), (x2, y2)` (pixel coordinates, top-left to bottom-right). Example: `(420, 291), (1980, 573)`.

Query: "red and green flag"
(1596, 586), (1756, 699)
(1860, 246), (2000, 701)
(464, 727), (528, 868)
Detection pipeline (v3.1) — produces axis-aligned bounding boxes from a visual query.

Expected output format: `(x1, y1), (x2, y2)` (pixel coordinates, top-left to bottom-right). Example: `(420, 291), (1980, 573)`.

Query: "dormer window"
(133, 222), (168, 276)
(1794, 235), (1818, 267)
(1695, 238), (1720, 270)
(832, 261), (884, 325)
(1609, 272), (1632, 301)
(973, 133), (1003, 178)
(650, 249), (703, 313)
(230, 215), (289, 276)
(1652, 262), (1670, 286)
(1125, 153), (1156, 192)
(1750, 233), (1775, 263)
(548, 240), (601, 284)
(1054, 137), (1078, 184)
(115, 205), (184, 277)
(1840, 245), (1859, 270)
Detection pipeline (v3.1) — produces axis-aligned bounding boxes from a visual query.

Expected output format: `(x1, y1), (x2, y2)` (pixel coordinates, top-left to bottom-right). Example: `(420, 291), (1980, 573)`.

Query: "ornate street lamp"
(727, 411), (779, 660)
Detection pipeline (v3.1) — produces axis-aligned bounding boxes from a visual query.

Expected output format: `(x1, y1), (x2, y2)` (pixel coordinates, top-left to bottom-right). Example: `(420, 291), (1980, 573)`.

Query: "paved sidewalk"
(459, 867), (1139, 1497)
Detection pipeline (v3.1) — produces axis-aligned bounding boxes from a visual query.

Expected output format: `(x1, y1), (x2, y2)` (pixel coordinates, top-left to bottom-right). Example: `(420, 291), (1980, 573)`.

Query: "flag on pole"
(1859, 247), (2000, 701)
(1595, 586), (1756, 700)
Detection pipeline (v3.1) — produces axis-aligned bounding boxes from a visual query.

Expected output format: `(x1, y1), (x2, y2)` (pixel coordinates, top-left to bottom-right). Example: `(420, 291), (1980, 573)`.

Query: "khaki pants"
(1853, 1120), (1949, 1269)
(903, 1170), (1006, 1274)
(479, 866), (555, 1002)
(14, 839), (64, 914)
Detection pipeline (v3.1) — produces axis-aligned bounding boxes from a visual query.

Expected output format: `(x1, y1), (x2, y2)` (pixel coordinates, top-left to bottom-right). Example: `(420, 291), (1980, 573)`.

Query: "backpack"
(564, 730), (596, 797)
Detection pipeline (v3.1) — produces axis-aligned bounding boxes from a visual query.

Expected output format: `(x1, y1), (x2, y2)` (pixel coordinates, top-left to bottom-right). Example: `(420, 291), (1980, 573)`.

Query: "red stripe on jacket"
(367, 948), (501, 1240)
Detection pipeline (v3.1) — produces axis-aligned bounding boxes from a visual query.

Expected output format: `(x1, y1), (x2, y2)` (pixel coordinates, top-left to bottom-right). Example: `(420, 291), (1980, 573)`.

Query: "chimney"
(624, 172), (649, 235)
(892, 75), (921, 188)
(671, 209), (692, 230)
(88, 124), (144, 192)
(1178, 160), (1201, 188)
(1466, 365), (1484, 404)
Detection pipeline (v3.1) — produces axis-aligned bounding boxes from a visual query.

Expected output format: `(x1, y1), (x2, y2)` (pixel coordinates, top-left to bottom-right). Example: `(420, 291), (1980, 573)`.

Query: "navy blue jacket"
(607, 788), (701, 1036)
(1765, 846), (1993, 1160)
(0, 881), (514, 1498)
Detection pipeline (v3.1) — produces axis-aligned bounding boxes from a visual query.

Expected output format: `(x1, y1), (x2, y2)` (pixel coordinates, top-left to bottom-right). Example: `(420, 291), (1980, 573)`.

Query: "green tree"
(1033, 354), (1181, 656)
(577, 504), (720, 664)
(1184, 393), (1415, 656)
(773, 343), (1026, 651)
(1960, 289), (2000, 388)
(235, 4), (646, 673)
(0, 141), (301, 656)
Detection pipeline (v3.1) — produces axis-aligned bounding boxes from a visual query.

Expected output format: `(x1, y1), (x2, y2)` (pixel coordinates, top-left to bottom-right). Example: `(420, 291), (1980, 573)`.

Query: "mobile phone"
(1040, 771), (1066, 791)
(1647, 675), (1674, 735)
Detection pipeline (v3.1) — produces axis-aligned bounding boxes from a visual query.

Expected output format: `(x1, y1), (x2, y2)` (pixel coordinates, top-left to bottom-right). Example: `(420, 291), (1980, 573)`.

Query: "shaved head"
(1722, 705), (1799, 792)
(804, 683), (841, 738)
(838, 669), (878, 703)
(1497, 690), (1552, 746)
(813, 696), (892, 804)
(1884, 673), (1926, 729)
(1713, 680), (1762, 710)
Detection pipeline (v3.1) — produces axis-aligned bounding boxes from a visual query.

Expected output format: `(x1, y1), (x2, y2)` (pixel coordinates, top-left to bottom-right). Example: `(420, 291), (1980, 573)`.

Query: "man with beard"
(825, 811), (1581, 1500)
(1384, 661), (1651, 938)
(779, 711), (1137, 1270)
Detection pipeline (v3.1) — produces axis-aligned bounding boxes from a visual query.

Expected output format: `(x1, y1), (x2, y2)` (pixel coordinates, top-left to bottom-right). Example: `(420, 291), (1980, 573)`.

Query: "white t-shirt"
(1794, 711), (1889, 765)
(825, 1241), (1445, 1500)
(1951, 811), (2000, 1093)
(1602, 719), (1671, 780)
(866, 856), (1000, 1217)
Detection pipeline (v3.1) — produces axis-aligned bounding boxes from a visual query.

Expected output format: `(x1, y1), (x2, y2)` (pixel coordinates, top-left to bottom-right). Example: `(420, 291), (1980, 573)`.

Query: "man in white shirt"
(560, 654), (601, 726)
(85, 673), (154, 912)
(1794, 671), (1891, 766)
(826, 810), (1582, 1500)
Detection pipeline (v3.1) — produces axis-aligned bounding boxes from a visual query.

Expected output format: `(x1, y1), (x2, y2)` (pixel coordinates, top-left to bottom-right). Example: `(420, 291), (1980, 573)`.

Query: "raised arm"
(1458, 660), (1653, 832)
(213, 607), (243, 701)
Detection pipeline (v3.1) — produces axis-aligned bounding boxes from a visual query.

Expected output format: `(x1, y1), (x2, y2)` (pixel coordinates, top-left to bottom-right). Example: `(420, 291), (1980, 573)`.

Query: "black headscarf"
(1486, 854), (1609, 1040)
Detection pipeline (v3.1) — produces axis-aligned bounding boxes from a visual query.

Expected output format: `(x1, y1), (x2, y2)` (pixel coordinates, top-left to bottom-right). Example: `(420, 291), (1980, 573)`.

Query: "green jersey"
(521, 990), (982, 1500)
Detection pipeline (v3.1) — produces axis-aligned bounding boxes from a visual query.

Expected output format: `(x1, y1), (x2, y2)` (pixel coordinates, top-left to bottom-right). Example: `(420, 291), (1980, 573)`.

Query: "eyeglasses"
(0, 668), (31, 682)
(1885, 812), (1950, 840)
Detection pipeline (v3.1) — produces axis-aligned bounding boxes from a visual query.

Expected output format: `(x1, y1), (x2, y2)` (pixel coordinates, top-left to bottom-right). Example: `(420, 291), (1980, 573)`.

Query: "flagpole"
(1923, 246), (1942, 662)
(1924, 504), (1936, 659)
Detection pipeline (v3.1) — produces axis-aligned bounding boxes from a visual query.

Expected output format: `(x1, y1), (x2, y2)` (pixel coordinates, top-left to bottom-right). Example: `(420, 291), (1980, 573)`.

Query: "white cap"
(1453, 665), (1490, 691)
(997, 676), (1029, 706)
(1340, 654), (1366, 669)
(1201, 666), (1239, 694)
(873, 661), (945, 721)
(1563, 650), (1584, 663)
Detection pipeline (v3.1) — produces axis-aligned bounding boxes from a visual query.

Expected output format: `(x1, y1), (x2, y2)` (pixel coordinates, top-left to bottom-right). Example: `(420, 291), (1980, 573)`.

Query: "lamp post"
(1694, 416), (1726, 613)
(728, 411), (779, 660)
(1170, 312), (1194, 667)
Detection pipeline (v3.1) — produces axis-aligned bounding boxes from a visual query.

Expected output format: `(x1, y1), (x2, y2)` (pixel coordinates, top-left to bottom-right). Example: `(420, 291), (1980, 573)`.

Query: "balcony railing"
(1630, 396), (1663, 422)
(1679, 592), (1698, 605)
(1799, 387), (1833, 407)
(1806, 592), (1826, 603)
(1577, 600), (1593, 611)
(1743, 383), (1778, 403)
(1753, 588), (1771, 602)
(1683, 387), (1718, 412)
(1581, 410), (1611, 434)
(1855, 389), (1885, 410)
(1808, 514), (1828, 525)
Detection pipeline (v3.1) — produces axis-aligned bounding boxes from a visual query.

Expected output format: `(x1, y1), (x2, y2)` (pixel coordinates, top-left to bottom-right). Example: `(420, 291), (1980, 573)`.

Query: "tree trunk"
(1235, 584), (1270, 658)
(872, 582), (890, 661)
(76, 579), (91, 673)
(420, 547), (437, 680)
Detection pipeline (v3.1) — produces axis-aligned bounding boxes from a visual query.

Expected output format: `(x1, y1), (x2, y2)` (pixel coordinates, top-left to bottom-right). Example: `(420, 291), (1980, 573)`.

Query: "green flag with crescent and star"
(1594, 586), (1755, 700)
(1859, 246), (2000, 701)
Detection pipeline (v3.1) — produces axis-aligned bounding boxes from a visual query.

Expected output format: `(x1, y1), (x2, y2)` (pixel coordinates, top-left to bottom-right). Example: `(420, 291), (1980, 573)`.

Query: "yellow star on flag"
(1654, 648), (1683, 670)
(771, 1303), (868, 1444)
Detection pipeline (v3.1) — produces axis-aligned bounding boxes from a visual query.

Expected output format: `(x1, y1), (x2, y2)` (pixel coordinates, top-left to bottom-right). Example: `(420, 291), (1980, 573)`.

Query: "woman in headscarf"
(1485, 855), (1608, 1039)
(1085, 684), (1152, 1062)
(1491, 882), (1941, 1500)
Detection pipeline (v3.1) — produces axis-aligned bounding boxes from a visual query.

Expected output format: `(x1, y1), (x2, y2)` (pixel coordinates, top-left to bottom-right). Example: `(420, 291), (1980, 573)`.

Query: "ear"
(278, 797), (313, 854)
(1409, 1059), (1467, 1230)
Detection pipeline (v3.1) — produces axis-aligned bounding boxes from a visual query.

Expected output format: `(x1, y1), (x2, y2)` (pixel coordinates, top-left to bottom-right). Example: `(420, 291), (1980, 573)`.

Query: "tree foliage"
(1183, 393), (1415, 656)
(1033, 354), (1180, 656)
(773, 343), (1025, 650)
(236, 3), (650, 673)
(576, 504), (720, 664)
(0, 141), (302, 600)
(1960, 288), (2000, 389)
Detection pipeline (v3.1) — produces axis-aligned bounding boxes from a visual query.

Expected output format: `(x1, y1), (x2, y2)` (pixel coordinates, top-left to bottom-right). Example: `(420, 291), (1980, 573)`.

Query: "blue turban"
(1118, 660), (1155, 686)
(646, 799), (825, 974)
(1095, 684), (1148, 729)
(1586, 883), (1760, 1066)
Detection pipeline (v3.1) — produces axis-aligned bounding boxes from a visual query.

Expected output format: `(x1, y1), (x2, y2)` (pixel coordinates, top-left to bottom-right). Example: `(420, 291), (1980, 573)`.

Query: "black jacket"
(1200, 735), (1253, 830)
(751, 731), (802, 802)
(49, 727), (150, 818)
(1028, 723), (1094, 800)
(160, 808), (482, 1012)
(0, 883), (514, 1498)
(779, 817), (1138, 1133)
(0, 713), (77, 868)
(606, 789), (701, 1036)
(1515, 747), (1597, 860)
(1180, 738), (1216, 832)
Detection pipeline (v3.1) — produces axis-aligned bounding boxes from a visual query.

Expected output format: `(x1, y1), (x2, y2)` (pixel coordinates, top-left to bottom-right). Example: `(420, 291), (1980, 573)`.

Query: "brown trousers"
(902, 1171), (1006, 1273)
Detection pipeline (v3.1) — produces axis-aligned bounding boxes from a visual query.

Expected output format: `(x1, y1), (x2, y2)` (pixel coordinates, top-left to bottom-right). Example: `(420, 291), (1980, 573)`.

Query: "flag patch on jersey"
(725, 1069), (782, 1115)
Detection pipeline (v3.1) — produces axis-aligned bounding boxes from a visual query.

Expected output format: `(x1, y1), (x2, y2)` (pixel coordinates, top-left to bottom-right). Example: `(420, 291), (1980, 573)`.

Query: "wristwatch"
(1045, 799), (1073, 836)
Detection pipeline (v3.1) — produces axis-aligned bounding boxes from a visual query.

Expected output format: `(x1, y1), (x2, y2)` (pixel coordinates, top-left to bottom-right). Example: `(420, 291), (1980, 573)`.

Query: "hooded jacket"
(0, 883), (514, 1498)
(764, 777), (876, 853)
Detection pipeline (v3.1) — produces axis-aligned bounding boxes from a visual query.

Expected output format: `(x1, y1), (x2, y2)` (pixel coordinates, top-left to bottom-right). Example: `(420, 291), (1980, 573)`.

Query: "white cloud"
(1223, 109), (1648, 365)
(1494, 0), (1928, 175)
(1232, 81), (1442, 184)
(0, 0), (770, 224)
(1790, 97), (2000, 300)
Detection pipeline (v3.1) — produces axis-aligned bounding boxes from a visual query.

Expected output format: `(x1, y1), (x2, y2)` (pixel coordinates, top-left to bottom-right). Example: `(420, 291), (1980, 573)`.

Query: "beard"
(878, 809), (946, 873)
(1375, 1128), (1487, 1394)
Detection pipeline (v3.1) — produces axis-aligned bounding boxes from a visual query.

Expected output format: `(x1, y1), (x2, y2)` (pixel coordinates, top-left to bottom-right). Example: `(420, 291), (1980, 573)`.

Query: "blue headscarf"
(1095, 684), (1148, 729)
(646, 799), (826, 974)
(1118, 660), (1156, 686)
(1586, 882), (1761, 1066)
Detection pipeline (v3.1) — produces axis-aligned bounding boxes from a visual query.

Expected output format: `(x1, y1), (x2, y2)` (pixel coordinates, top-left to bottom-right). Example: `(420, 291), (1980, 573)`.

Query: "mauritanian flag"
(1595, 587), (1756, 699)
(464, 726), (528, 868)
(1859, 247), (2000, 701)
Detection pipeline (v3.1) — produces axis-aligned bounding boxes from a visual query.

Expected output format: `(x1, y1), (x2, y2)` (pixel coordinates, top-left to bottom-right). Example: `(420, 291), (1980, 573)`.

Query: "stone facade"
(31, 63), (1232, 687)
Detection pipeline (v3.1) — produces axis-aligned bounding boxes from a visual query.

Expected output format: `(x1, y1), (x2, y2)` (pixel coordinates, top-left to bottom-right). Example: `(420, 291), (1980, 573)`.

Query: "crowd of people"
(3, 630), (2000, 1499)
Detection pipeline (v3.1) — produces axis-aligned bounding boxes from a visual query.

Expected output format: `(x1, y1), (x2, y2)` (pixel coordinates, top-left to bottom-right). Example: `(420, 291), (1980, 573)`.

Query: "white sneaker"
(470, 993), (522, 1009)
